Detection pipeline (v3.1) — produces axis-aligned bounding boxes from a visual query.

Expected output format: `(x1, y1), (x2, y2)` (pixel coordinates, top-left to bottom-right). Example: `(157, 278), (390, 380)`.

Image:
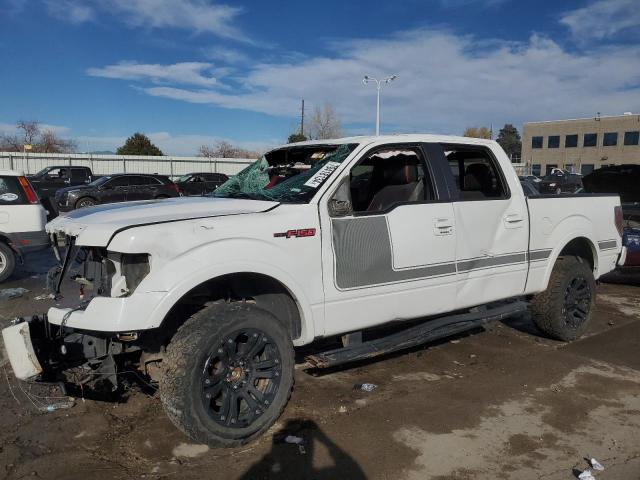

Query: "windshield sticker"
(0, 193), (18, 202)
(303, 161), (341, 188)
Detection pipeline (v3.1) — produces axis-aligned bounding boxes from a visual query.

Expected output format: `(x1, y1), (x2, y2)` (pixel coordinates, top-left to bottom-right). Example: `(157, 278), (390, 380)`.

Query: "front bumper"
(1, 322), (43, 380)
(47, 291), (167, 332)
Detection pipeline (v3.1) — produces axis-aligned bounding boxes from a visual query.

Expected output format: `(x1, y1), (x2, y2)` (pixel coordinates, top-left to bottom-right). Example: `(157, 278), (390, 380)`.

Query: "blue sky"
(1, 0), (639, 155)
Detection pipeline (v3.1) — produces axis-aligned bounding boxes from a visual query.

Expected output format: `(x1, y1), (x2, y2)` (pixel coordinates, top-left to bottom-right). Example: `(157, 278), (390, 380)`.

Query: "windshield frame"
(211, 143), (359, 204)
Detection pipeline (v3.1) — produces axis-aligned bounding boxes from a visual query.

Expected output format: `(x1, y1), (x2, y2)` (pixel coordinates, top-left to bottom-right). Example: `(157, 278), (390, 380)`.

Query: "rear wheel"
(530, 256), (595, 341)
(160, 302), (294, 447)
(75, 197), (96, 209)
(0, 242), (16, 282)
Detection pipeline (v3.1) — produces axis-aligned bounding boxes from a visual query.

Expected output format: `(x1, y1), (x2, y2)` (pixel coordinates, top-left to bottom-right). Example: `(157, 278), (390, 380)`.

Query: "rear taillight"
(614, 205), (624, 237)
(169, 183), (180, 195)
(18, 176), (39, 204)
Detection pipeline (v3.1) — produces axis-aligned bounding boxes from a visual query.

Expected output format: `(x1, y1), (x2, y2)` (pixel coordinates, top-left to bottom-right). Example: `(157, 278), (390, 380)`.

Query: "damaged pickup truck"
(2, 135), (623, 447)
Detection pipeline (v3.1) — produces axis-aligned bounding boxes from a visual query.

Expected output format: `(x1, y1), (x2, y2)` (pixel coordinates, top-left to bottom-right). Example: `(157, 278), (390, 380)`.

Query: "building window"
(531, 136), (543, 149)
(565, 134), (578, 148)
(546, 164), (558, 175)
(531, 164), (541, 176)
(583, 133), (597, 147)
(624, 131), (640, 146)
(603, 132), (618, 146)
(548, 136), (560, 148)
(581, 164), (594, 175)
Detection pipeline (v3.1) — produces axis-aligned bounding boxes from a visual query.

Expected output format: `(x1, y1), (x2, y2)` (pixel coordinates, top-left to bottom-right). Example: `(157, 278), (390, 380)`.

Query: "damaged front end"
(2, 234), (155, 392)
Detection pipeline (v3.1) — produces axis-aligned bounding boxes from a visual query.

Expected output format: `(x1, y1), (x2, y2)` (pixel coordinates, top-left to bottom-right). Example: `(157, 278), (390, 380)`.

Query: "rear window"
(0, 176), (27, 205)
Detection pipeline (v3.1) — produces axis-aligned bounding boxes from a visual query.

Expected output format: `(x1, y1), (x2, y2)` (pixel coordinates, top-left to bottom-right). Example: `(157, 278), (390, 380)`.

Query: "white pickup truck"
(2, 135), (622, 446)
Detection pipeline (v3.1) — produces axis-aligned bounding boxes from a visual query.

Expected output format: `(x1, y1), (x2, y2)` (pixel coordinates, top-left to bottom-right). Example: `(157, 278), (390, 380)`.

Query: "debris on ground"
(354, 383), (377, 392)
(578, 469), (596, 480)
(34, 293), (55, 301)
(590, 458), (605, 471)
(284, 435), (306, 455)
(338, 405), (347, 413)
(39, 399), (75, 413)
(0, 288), (28, 301)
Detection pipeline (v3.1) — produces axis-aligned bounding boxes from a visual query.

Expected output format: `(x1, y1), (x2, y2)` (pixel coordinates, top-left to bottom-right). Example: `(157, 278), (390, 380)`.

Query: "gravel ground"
(0, 251), (638, 480)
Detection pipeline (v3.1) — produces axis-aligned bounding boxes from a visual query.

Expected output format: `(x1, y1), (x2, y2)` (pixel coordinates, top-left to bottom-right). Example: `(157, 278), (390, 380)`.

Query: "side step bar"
(305, 301), (528, 369)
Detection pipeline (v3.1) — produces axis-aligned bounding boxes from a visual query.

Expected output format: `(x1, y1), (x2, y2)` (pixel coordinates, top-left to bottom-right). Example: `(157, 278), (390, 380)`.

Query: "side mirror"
(328, 178), (353, 218)
(64, 178), (71, 185)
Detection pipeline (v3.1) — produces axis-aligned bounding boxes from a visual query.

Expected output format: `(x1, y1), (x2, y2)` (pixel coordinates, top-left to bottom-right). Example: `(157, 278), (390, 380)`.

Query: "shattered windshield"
(212, 143), (357, 203)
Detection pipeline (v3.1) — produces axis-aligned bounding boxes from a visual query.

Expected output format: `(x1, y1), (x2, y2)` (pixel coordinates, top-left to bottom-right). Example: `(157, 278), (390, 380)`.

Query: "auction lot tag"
(304, 162), (341, 188)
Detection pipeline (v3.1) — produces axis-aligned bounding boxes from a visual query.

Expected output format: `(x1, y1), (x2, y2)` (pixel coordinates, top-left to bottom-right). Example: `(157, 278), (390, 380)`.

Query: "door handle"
(434, 218), (454, 235)
(504, 213), (524, 228)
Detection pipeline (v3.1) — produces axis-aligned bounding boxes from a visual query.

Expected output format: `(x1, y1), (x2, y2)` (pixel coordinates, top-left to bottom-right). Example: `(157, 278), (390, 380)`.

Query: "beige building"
(522, 113), (640, 177)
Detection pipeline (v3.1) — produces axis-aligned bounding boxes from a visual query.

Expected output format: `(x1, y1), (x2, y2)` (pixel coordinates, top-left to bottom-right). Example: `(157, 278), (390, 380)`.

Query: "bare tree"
(39, 129), (76, 153)
(17, 120), (40, 145)
(308, 103), (342, 140)
(199, 141), (260, 159)
(463, 126), (492, 139)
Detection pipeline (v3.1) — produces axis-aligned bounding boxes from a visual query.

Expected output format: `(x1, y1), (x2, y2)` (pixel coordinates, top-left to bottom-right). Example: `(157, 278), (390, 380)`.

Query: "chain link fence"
(0, 152), (254, 178)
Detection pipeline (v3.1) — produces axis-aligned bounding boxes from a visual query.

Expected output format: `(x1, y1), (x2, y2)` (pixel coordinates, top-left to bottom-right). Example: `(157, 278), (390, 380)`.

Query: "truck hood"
(46, 196), (279, 247)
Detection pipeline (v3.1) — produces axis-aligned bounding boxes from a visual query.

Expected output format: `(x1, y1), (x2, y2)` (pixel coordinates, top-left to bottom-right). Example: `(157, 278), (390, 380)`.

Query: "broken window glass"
(213, 143), (357, 203)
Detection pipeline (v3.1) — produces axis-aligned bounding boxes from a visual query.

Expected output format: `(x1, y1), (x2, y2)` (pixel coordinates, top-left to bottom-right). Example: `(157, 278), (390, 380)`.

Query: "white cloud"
(43, 0), (246, 42)
(44, 0), (95, 24)
(109, 29), (640, 134)
(87, 61), (218, 87)
(202, 46), (250, 64)
(560, 0), (640, 42)
(0, 122), (70, 135)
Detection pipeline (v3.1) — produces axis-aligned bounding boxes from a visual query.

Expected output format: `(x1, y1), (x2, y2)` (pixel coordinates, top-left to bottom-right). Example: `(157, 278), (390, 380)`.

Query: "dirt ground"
(0, 251), (639, 480)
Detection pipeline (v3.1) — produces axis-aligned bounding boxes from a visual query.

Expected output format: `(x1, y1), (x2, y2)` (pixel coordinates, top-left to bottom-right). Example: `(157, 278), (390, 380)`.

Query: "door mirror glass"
(328, 178), (353, 217)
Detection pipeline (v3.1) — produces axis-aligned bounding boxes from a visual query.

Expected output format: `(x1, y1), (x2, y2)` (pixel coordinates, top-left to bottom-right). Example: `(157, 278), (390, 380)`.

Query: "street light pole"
(363, 74), (398, 136)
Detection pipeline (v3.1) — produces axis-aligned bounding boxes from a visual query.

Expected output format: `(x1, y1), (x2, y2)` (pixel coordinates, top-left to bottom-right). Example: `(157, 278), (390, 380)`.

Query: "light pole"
(363, 74), (398, 136)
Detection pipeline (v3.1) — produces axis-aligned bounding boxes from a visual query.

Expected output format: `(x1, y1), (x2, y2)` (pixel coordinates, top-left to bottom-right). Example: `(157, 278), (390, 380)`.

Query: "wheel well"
(558, 237), (596, 271)
(159, 273), (302, 344)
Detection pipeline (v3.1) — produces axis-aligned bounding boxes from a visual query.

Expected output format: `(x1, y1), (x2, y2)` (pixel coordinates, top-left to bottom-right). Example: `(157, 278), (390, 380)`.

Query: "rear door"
(126, 175), (156, 200)
(320, 143), (457, 336)
(70, 168), (89, 186)
(101, 176), (130, 204)
(436, 143), (529, 308)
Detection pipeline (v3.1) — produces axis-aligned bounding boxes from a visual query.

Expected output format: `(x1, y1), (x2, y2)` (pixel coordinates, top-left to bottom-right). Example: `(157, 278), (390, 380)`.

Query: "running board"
(305, 301), (528, 369)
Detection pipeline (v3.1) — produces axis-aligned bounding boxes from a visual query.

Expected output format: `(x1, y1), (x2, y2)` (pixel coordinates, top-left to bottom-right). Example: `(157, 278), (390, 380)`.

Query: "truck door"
(437, 143), (529, 308)
(320, 144), (457, 337)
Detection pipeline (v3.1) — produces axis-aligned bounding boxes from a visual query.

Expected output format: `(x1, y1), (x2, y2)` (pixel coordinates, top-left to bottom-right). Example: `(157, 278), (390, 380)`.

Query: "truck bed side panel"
(525, 194), (620, 294)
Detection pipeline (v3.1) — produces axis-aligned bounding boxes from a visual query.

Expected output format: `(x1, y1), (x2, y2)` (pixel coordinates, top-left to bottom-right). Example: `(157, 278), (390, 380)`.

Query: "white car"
(2, 135), (622, 446)
(0, 170), (49, 281)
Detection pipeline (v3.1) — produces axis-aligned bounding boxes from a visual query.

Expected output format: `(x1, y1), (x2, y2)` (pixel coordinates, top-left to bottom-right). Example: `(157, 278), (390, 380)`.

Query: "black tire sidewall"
(162, 304), (294, 446)
(0, 242), (16, 282)
(75, 197), (96, 209)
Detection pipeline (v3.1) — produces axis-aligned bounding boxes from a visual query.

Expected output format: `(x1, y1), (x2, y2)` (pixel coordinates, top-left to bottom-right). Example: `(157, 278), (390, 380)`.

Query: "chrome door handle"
(504, 214), (524, 228)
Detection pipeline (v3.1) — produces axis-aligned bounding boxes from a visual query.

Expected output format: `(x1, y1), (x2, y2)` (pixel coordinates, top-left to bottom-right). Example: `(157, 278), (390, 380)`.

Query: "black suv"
(55, 173), (180, 212)
(174, 172), (229, 196)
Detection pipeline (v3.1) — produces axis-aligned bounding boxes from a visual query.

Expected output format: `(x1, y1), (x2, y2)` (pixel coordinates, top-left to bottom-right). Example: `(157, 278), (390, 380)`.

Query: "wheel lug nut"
(205, 379), (211, 384)
(264, 400), (270, 405)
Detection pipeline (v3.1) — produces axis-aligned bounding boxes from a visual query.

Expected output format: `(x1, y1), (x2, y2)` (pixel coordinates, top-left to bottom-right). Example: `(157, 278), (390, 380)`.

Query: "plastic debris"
(0, 288), (28, 301)
(34, 293), (55, 301)
(590, 458), (604, 471)
(355, 383), (377, 392)
(284, 435), (303, 445)
(338, 405), (347, 413)
(578, 470), (596, 480)
(39, 399), (75, 413)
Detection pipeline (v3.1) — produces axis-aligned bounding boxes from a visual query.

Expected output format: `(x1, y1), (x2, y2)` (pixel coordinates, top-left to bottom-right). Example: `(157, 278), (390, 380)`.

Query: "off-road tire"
(530, 256), (595, 341)
(0, 242), (16, 282)
(160, 302), (294, 447)
(75, 197), (96, 209)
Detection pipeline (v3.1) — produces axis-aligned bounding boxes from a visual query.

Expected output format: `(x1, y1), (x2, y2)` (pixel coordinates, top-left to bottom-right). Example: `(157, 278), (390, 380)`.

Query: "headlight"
(549, 183), (556, 187)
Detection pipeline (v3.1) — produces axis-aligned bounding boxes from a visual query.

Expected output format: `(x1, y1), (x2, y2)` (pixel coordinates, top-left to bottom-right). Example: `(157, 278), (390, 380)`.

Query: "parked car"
(583, 165), (640, 270)
(539, 169), (583, 194)
(175, 172), (229, 196)
(28, 166), (99, 198)
(54, 173), (180, 212)
(2, 135), (622, 447)
(0, 170), (49, 281)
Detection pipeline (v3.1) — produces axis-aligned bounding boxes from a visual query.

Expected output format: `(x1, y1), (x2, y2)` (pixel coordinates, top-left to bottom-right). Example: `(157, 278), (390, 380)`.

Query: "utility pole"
(300, 99), (305, 137)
